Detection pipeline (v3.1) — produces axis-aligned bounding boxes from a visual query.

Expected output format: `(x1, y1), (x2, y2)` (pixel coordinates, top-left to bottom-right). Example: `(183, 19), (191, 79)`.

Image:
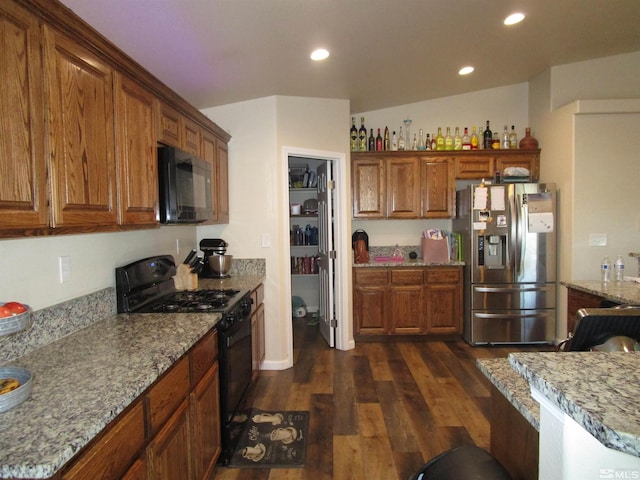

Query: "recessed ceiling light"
(504, 12), (525, 25)
(459, 66), (474, 75)
(310, 48), (330, 61)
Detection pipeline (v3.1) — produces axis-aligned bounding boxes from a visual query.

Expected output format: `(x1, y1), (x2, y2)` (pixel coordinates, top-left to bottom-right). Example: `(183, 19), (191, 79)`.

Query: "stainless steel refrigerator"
(453, 183), (556, 345)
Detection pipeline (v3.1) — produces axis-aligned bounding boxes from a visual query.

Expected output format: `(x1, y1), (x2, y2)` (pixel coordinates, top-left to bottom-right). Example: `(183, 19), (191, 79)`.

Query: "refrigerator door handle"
(513, 188), (522, 277)
(475, 286), (549, 293)
(475, 312), (548, 319)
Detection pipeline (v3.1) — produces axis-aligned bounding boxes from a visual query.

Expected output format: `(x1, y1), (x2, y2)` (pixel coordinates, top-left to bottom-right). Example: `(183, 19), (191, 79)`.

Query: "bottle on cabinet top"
(483, 120), (492, 149)
(509, 125), (518, 149)
(358, 117), (367, 151)
(398, 126), (405, 151)
(350, 117), (358, 151)
(368, 129), (375, 151)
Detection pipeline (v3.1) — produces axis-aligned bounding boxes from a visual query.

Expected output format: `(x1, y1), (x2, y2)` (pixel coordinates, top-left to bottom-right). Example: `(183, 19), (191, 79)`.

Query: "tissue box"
(421, 237), (449, 263)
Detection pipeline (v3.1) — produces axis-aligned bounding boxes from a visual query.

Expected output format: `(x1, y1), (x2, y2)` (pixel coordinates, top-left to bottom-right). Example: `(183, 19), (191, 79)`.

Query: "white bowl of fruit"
(0, 301), (32, 336)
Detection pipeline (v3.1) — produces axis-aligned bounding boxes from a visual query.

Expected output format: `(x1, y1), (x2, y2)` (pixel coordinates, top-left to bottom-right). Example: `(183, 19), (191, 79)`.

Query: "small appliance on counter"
(200, 238), (233, 278)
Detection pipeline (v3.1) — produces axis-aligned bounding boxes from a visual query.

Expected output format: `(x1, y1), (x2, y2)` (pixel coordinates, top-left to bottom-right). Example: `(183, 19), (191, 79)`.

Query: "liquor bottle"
(418, 129), (425, 150)
(411, 133), (418, 150)
(398, 126), (405, 151)
(425, 133), (431, 150)
(376, 128), (383, 151)
(368, 129), (375, 151)
(444, 127), (454, 150)
(492, 131), (500, 149)
(358, 117), (367, 151)
(384, 127), (390, 150)
(430, 133), (437, 150)
(350, 117), (358, 151)
(470, 126), (479, 150)
(436, 127), (445, 151)
(502, 125), (510, 149)
(391, 131), (398, 151)
(462, 127), (471, 150)
(483, 121), (492, 149)
(509, 125), (518, 149)
(453, 127), (462, 150)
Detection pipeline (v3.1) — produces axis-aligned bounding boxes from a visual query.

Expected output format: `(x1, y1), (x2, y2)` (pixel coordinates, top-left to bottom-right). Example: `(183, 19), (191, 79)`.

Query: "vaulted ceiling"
(60, 0), (640, 113)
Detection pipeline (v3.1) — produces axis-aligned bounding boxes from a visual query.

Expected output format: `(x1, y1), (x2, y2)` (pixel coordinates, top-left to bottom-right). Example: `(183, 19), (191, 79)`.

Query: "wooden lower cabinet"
(566, 287), (606, 335)
(147, 399), (191, 480)
(354, 266), (462, 336)
(60, 330), (221, 480)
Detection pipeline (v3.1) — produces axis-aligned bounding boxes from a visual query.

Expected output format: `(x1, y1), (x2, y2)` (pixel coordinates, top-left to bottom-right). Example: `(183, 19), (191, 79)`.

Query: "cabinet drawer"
(146, 356), (190, 434)
(62, 402), (145, 480)
(190, 330), (218, 387)
(390, 269), (424, 285)
(426, 268), (460, 283)
(354, 268), (389, 285)
(455, 156), (494, 179)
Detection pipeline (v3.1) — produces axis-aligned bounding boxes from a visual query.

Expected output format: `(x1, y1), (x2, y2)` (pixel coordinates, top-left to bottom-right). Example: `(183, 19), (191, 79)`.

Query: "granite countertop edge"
(476, 358), (540, 431)
(561, 279), (640, 305)
(508, 352), (640, 458)
(0, 275), (265, 479)
(353, 260), (465, 268)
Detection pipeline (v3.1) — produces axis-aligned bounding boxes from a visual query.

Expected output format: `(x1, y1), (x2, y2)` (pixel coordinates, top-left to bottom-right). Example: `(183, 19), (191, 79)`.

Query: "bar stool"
(410, 445), (512, 480)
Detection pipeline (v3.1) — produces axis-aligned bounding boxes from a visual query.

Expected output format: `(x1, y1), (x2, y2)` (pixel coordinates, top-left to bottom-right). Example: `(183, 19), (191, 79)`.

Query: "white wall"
(353, 82), (530, 246)
(0, 227), (196, 311)
(200, 95), (351, 368)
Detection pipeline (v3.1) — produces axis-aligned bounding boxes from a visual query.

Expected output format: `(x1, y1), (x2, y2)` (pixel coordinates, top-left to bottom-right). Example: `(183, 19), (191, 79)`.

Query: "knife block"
(174, 264), (198, 291)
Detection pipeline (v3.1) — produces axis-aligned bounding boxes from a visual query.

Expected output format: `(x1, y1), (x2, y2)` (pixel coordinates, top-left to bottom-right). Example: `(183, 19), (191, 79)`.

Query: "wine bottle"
(430, 133), (437, 150)
(436, 127), (445, 151)
(444, 127), (453, 151)
(398, 126), (405, 151)
(384, 126), (390, 150)
(462, 127), (471, 150)
(509, 125), (518, 149)
(453, 127), (462, 150)
(376, 128), (383, 151)
(483, 120), (492, 149)
(350, 117), (358, 151)
(359, 117), (367, 151)
(368, 129), (375, 151)
(425, 133), (431, 150)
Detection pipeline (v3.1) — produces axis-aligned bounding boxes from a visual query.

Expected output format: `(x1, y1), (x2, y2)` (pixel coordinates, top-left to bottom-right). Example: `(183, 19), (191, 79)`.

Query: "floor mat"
(229, 408), (309, 468)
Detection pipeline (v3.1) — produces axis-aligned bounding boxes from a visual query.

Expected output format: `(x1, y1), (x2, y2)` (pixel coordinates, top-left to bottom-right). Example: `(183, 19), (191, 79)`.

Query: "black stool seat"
(410, 445), (512, 480)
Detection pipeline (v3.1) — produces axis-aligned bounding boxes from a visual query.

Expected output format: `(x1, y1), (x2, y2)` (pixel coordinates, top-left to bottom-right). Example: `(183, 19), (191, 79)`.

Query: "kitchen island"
(479, 352), (640, 480)
(0, 273), (265, 479)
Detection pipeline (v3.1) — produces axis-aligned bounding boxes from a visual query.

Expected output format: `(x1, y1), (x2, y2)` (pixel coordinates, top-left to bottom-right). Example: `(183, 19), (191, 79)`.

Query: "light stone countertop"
(509, 351), (640, 458)
(561, 279), (640, 304)
(0, 274), (265, 479)
(353, 259), (464, 268)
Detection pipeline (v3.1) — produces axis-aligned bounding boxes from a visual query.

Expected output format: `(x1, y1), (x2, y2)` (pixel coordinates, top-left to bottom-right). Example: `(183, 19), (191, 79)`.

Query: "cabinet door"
(425, 268), (462, 334)
(455, 154), (494, 179)
(190, 363), (221, 480)
(495, 151), (540, 181)
(201, 130), (229, 224)
(354, 286), (388, 334)
(566, 288), (603, 335)
(251, 303), (265, 381)
(0, 2), (47, 231)
(43, 26), (118, 228)
(147, 399), (191, 480)
(61, 402), (145, 480)
(115, 74), (158, 226)
(420, 157), (455, 218)
(121, 458), (147, 480)
(352, 156), (385, 218)
(389, 285), (424, 334)
(157, 101), (182, 147)
(183, 117), (201, 156)
(386, 157), (420, 218)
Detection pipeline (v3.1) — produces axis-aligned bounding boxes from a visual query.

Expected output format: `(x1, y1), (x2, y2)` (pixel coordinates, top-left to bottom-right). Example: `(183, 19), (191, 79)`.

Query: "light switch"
(588, 233), (607, 247)
(58, 256), (71, 283)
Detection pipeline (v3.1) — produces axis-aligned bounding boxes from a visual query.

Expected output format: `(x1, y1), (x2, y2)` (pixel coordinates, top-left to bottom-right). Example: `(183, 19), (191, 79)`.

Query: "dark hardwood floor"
(214, 319), (550, 480)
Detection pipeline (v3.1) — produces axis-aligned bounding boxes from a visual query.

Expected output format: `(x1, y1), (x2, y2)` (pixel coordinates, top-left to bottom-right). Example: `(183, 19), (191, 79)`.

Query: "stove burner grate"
(149, 289), (241, 313)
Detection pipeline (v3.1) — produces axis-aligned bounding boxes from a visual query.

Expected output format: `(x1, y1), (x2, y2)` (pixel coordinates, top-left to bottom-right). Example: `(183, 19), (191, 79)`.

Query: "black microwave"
(158, 146), (213, 224)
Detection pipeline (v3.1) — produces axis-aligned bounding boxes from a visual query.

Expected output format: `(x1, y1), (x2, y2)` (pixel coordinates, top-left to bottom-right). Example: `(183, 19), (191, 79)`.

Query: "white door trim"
(282, 146), (354, 358)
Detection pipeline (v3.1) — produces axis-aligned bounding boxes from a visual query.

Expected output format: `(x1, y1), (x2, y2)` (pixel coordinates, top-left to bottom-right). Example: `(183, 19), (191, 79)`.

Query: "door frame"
(282, 146), (354, 355)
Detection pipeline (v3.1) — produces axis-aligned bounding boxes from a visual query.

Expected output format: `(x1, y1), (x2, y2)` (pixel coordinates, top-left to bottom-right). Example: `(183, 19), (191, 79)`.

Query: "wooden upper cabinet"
(157, 101), (183, 148)
(115, 74), (158, 226)
(495, 151), (540, 180)
(352, 156), (385, 218)
(420, 156), (455, 218)
(183, 117), (201, 156)
(43, 26), (118, 228)
(0, 3), (47, 231)
(215, 138), (230, 224)
(455, 154), (494, 179)
(386, 157), (420, 218)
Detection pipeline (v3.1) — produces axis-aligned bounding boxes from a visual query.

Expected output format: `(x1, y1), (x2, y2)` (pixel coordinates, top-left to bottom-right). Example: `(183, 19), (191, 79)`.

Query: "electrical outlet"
(58, 256), (71, 283)
(261, 233), (271, 248)
(589, 233), (607, 247)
